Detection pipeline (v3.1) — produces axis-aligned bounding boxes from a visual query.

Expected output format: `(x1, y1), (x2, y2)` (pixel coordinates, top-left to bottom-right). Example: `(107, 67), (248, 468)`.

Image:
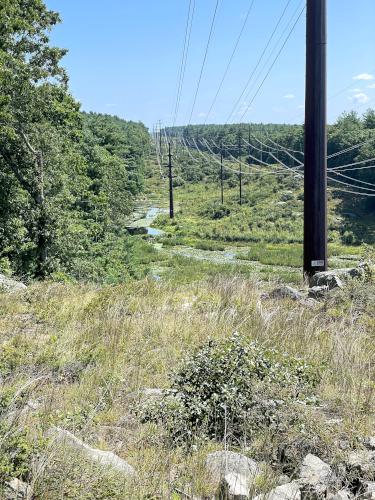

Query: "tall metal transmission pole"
(303, 0), (327, 278)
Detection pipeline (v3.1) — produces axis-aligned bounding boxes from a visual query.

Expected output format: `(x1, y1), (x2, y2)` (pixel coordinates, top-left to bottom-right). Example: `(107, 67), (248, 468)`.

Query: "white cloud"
(348, 88), (361, 93)
(350, 92), (369, 104)
(353, 73), (374, 81)
(368, 83), (375, 89)
(283, 93), (295, 99)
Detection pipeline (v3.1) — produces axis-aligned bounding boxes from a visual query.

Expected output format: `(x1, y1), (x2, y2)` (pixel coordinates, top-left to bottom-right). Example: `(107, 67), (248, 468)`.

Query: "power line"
(237, 5), (305, 123)
(188, 0), (220, 125)
(172, 0), (195, 127)
(247, 135), (304, 166)
(327, 175), (375, 193)
(180, 135), (375, 194)
(203, 0), (256, 124)
(328, 170), (375, 190)
(225, 0), (294, 124)
(327, 138), (375, 159)
(330, 156), (375, 170)
(238, 0), (305, 120)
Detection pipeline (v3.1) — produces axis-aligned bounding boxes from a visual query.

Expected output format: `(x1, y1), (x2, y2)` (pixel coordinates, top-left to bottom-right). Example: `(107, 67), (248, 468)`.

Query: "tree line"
(168, 111), (375, 213)
(0, 0), (150, 281)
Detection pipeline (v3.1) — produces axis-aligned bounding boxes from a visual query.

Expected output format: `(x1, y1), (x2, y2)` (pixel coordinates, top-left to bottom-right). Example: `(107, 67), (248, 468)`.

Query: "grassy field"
(1, 165), (375, 498)
(0, 275), (374, 498)
(144, 171), (367, 280)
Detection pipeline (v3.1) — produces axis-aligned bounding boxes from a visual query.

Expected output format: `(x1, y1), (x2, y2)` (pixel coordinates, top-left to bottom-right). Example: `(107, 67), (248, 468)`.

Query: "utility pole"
(238, 131), (243, 205)
(220, 142), (224, 204)
(158, 120), (163, 162)
(168, 141), (174, 219)
(304, 0), (327, 278)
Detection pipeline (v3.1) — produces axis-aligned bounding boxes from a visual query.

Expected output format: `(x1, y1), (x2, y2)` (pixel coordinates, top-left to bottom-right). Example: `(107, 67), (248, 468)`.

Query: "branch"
(20, 130), (39, 156)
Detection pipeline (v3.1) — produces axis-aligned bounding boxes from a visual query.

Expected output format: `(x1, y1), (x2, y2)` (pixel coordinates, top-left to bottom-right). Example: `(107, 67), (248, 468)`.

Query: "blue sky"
(46, 0), (375, 129)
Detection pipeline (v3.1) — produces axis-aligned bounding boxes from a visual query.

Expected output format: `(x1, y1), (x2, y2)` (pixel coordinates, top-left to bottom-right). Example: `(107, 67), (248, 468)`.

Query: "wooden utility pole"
(168, 142), (174, 218)
(303, 0), (327, 278)
(238, 131), (243, 205)
(158, 120), (163, 161)
(220, 142), (224, 204)
(248, 123), (251, 161)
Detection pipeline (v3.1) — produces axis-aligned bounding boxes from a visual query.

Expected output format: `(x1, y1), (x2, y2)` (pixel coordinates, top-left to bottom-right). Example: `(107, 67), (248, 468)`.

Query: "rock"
(253, 482), (301, 500)
(308, 286), (329, 299)
(126, 226), (148, 235)
(346, 449), (375, 477)
(0, 274), (27, 293)
(278, 475), (291, 486)
(299, 298), (319, 308)
(310, 267), (365, 288)
(327, 489), (353, 500)
(269, 286), (305, 301)
(364, 437), (375, 451)
(309, 272), (343, 290)
(218, 472), (249, 499)
(4, 478), (32, 499)
(49, 426), (135, 476)
(206, 451), (260, 498)
(298, 454), (333, 497)
(362, 482), (375, 499)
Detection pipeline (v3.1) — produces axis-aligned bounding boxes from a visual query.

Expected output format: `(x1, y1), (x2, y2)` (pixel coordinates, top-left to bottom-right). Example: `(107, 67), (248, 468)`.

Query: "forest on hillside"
(168, 112), (375, 214)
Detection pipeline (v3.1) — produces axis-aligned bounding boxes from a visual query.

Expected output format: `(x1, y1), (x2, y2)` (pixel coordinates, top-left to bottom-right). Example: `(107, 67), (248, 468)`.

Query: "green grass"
(147, 175), (369, 276)
(1, 275), (374, 497)
(236, 242), (364, 268)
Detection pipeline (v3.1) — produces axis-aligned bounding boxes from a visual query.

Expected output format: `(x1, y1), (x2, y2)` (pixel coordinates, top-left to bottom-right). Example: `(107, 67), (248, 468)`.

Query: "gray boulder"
(253, 482), (301, 500)
(309, 272), (343, 290)
(310, 266), (366, 288)
(49, 426), (135, 476)
(362, 482), (375, 499)
(218, 472), (249, 499)
(4, 478), (32, 499)
(364, 437), (375, 451)
(0, 274), (27, 293)
(298, 454), (333, 497)
(206, 451), (260, 498)
(346, 449), (375, 477)
(268, 286), (305, 301)
(308, 286), (329, 299)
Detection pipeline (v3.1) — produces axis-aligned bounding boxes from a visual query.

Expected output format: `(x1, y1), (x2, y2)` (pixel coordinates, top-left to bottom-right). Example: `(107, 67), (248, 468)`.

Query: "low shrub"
(200, 201), (231, 220)
(142, 333), (320, 445)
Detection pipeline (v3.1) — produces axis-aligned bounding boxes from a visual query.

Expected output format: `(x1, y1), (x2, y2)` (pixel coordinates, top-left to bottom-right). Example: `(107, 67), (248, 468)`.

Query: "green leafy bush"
(200, 201), (231, 220)
(0, 423), (36, 483)
(142, 334), (320, 445)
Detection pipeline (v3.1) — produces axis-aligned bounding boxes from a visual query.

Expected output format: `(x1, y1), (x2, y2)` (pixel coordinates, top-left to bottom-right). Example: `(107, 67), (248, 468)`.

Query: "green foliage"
(0, 389), (40, 483)
(142, 334), (319, 444)
(0, 0), (151, 281)
(0, 422), (36, 482)
(200, 200), (231, 220)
